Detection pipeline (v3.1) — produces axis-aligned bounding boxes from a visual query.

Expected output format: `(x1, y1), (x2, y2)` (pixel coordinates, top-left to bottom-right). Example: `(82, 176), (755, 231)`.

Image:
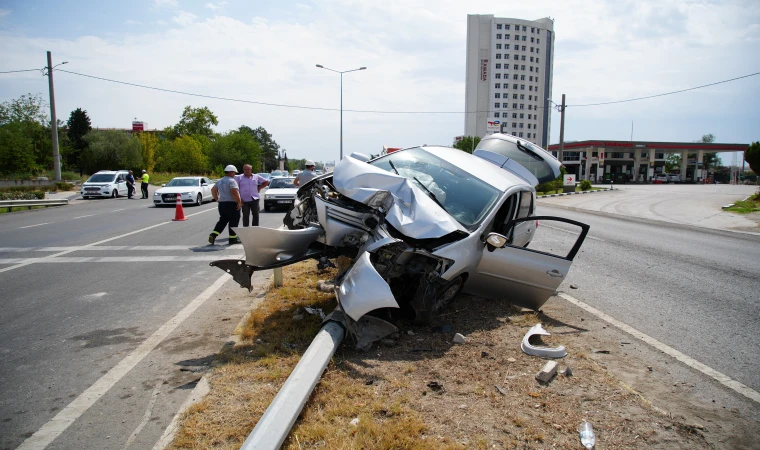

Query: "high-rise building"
(464, 15), (555, 148)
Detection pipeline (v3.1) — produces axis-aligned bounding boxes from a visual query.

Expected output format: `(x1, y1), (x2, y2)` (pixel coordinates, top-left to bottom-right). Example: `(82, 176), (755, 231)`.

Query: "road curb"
(152, 276), (273, 450)
(538, 187), (613, 198)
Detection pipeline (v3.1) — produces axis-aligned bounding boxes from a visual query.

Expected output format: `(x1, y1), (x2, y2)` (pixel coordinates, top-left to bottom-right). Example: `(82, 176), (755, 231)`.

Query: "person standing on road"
(236, 164), (270, 227)
(139, 170), (150, 199)
(126, 170), (136, 199)
(209, 165), (243, 245)
(293, 160), (317, 187)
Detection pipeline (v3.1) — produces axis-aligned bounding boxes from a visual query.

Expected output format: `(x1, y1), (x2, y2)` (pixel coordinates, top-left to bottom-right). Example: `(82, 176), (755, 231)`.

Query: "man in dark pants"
(209, 165), (243, 245)
(139, 170), (150, 199)
(126, 170), (136, 199)
(236, 164), (269, 227)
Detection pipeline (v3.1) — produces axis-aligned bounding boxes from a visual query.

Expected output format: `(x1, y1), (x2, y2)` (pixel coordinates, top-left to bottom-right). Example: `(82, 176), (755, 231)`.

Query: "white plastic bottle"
(578, 421), (596, 449)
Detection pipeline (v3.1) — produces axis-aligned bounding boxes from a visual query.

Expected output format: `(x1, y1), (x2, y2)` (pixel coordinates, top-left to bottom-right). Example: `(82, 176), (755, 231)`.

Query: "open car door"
(465, 216), (589, 311)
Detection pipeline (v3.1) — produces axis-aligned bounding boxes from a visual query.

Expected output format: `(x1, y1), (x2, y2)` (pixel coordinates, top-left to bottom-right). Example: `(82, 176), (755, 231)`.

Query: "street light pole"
(316, 64), (366, 161)
(45, 52), (67, 181)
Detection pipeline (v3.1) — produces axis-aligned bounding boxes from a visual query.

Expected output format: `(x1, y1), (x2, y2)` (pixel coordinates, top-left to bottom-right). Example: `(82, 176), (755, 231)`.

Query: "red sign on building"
(132, 121), (144, 132)
(480, 59), (489, 81)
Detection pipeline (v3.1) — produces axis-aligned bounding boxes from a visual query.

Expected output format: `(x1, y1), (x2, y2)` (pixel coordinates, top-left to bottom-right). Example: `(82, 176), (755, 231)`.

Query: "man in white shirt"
(294, 160), (317, 186)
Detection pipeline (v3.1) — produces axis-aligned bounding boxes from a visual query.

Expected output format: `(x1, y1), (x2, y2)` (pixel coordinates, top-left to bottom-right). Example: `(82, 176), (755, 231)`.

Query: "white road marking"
(71, 214), (96, 219)
(0, 255), (243, 264)
(17, 272), (231, 450)
(19, 223), (52, 229)
(559, 292), (760, 405)
(111, 209), (126, 212)
(0, 207), (217, 275)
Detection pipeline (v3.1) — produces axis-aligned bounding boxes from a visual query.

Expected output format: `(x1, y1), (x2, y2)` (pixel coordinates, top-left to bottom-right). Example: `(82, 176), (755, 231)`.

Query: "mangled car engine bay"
(212, 136), (590, 348)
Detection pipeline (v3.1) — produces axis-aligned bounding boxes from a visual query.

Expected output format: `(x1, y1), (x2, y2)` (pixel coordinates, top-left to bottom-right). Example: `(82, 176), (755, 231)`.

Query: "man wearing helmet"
(209, 165), (243, 245)
(294, 160), (317, 187)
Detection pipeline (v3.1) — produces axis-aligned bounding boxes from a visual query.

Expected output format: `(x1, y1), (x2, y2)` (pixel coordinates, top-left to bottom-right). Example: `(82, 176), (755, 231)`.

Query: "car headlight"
(182, 192), (192, 196)
(154, 192), (160, 196)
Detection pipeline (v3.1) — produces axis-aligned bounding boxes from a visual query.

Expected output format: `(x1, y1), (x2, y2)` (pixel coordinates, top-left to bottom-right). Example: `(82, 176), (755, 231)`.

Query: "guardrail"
(240, 321), (345, 450)
(0, 199), (69, 212)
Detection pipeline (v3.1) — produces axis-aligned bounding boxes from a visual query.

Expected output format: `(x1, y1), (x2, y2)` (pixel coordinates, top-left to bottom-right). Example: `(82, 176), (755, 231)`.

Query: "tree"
(665, 153), (681, 172)
(135, 132), (159, 172)
(699, 133), (720, 172)
(66, 108), (92, 172)
(240, 125), (280, 171)
(452, 136), (481, 154)
(0, 93), (51, 175)
(0, 122), (36, 175)
(208, 129), (262, 172)
(80, 130), (142, 174)
(163, 136), (208, 173)
(172, 106), (218, 138)
(746, 142), (760, 176)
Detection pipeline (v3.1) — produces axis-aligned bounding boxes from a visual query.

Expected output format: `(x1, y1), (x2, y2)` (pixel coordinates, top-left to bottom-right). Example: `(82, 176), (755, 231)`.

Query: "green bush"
(55, 182), (74, 191)
(60, 171), (79, 181)
(0, 191), (45, 200)
(580, 180), (592, 191)
(0, 185), (44, 193)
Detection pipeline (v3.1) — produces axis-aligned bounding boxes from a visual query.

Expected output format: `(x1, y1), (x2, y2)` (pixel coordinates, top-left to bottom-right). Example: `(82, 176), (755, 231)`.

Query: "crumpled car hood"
(332, 156), (467, 239)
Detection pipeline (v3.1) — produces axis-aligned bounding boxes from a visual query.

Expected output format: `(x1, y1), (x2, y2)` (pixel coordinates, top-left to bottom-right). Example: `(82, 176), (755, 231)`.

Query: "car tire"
(196, 194), (203, 206)
(414, 275), (465, 325)
(83, 196), (89, 199)
(111, 190), (118, 198)
(264, 204), (271, 212)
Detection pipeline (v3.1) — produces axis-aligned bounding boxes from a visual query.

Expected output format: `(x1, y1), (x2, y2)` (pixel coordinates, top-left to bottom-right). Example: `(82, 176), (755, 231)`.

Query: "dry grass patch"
(171, 263), (713, 449)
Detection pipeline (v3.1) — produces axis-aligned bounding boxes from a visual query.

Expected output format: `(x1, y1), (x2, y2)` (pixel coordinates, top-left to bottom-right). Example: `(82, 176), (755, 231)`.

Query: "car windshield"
(370, 147), (501, 229)
(257, 173), (271, 180)
(87, 174), (117, 183)
(269, 178), (296, 189)
(166, 178), (199, 187)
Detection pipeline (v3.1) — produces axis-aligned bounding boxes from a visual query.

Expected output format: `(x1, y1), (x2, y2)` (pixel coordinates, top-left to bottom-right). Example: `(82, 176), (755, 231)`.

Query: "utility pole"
(557, 94), (566, 163)
(46, 51), (62, 181)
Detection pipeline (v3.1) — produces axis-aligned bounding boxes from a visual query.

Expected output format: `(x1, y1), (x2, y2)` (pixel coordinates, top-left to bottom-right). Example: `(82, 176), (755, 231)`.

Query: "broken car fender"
(337, 251), (400, 321)
(521, 323), (567, 358)
(235, 225), (323, 266)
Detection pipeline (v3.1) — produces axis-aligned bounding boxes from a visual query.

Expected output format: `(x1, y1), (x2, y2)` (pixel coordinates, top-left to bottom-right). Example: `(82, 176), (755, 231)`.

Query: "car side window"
(487, 193), (517, 237)
(516, 190), (533, 219)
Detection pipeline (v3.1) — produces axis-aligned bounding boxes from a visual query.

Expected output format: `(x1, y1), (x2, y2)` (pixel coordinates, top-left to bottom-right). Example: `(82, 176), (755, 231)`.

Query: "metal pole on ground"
(46, 51), (65, 182)
(558, 94), (566, 163)
(273, 267), (283, 287)
(240, 321), (345, 450)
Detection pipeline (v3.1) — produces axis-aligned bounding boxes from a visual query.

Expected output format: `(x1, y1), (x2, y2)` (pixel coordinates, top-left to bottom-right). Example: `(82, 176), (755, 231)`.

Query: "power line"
(567, 71), (760, 107)
(56, 68), (547, 114)
(0, 69), (41, 74)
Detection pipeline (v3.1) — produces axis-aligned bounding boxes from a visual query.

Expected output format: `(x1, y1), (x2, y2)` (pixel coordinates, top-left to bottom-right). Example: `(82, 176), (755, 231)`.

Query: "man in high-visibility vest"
(139, 170), (150, 199)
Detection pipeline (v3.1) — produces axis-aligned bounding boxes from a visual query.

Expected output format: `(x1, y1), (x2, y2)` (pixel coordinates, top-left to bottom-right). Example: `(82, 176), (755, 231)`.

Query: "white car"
(263, 177), (297, 211)
(81, 170), (130, 198)
(653, 173), (669, 182)
(212, 134), (590, 348)
(153, 176), (214, 207)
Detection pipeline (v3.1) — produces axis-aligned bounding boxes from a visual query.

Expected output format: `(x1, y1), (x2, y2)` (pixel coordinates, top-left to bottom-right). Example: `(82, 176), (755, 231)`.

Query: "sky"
(0, 0), (758, 165)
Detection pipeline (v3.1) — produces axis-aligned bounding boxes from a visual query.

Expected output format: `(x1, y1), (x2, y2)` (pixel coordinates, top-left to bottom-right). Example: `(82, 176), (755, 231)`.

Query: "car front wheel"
(413, 275), (465, 325)
(112, 190), (118, 198)
(196, 194), (203, 206)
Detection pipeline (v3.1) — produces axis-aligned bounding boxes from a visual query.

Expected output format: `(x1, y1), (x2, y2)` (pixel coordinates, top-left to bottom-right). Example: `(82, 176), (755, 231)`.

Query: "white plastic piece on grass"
(521, 323), (567, 358)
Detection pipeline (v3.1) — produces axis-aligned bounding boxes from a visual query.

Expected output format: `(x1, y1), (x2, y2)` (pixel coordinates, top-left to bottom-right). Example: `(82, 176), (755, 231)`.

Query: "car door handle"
(546, 269), (564, 278)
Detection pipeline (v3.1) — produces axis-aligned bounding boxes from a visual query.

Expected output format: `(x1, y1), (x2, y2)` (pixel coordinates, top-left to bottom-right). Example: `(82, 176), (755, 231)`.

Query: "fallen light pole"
(240, 321), (345, 450)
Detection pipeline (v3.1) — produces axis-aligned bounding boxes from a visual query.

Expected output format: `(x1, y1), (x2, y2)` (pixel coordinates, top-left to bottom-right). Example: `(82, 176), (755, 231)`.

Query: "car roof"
(171, 176), (203, 179)
(390, 146), (530, 192)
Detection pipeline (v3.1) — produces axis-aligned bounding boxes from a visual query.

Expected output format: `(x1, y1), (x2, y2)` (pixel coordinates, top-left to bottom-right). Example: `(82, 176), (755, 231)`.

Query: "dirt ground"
(169, 262), (760, 449)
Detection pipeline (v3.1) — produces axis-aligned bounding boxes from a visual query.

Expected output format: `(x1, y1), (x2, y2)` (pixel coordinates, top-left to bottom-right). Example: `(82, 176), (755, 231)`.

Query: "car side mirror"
(201, 182), (208, 186)
(485, 232), (508, 252)
(162, 183), (166, 187)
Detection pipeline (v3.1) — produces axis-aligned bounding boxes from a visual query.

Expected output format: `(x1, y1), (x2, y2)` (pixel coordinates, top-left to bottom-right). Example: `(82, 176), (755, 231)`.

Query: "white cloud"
(0, 0), (757, 163)
(153, 0), (178, 7)
(172, 11), (197, 26)
(205, 1), (228, 11)
(0, 8), (11, 18)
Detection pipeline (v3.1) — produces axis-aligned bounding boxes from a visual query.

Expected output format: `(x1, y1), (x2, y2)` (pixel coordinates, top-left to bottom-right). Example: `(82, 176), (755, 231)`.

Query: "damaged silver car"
(211, 133), (589, 346)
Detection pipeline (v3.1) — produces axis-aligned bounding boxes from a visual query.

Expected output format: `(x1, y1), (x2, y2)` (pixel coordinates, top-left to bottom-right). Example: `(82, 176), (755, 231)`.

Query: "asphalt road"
(0, 196), (290, 450)
(533, 202), (760, 398)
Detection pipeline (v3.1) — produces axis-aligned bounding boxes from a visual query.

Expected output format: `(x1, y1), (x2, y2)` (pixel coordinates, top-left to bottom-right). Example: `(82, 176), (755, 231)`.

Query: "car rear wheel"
(196, 193), (203, 206)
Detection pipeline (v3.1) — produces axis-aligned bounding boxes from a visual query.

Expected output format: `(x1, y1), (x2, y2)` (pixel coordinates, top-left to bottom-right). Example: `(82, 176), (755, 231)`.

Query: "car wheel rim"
(197, 194), (202, 206)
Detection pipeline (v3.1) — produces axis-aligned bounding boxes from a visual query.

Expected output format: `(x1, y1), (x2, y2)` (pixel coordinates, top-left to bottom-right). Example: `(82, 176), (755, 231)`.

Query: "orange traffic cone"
(172, 193), (187, 221)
